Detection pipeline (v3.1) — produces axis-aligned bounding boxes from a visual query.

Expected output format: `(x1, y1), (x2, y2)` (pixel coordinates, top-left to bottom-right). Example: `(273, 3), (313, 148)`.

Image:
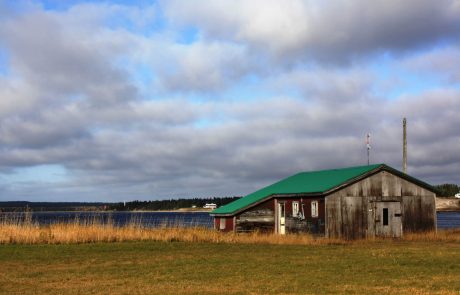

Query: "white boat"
(203, 203), (217, 209)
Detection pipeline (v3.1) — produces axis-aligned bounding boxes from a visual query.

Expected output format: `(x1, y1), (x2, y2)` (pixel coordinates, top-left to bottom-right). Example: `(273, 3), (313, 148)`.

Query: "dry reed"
(1, 213), (459, 245)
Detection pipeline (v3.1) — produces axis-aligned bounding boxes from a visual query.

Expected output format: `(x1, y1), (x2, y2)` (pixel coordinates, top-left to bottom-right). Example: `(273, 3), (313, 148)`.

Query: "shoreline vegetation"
(0, 208), (214, 214)
(0, 197), (240, 212)
(1, 213), (459, 245)
(1, 196), (459, 213)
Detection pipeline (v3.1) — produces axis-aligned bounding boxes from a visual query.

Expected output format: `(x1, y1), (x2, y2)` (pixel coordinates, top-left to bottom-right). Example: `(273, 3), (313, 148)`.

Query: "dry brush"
(1, 213), (459, 245)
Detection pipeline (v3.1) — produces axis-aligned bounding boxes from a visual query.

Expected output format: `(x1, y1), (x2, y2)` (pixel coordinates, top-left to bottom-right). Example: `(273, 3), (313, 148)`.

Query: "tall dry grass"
(1, 213), (459, 245)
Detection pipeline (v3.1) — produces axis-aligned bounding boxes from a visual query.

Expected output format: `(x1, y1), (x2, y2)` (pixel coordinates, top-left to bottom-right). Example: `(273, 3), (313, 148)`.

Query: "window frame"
(383, 208), (389, 226)
(292, 201), (299, 217)
(219, 217), (226, 230)
(311, 200), (319, 218)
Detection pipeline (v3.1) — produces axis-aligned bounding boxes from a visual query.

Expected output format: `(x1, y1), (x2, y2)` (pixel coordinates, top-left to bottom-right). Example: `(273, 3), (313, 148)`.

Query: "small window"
(383, 208), (388, 226)
(220, 218), (226, 230)
(311, 201), (318, 217)
(292, 201), (299, 216)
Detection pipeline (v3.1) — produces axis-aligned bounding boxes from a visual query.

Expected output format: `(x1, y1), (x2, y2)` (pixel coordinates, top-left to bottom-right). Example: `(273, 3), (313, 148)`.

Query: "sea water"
(0, 211), (459, 229)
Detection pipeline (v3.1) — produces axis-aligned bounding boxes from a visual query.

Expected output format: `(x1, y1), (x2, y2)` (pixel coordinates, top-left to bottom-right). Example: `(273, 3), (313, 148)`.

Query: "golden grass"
(0, 221), (331, 245)
(403, 228), (460, 242)
(1, 213), (459, 245)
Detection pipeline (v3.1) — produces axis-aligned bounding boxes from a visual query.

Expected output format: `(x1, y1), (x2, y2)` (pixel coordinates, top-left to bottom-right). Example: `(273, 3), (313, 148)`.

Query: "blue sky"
(0, 0), (459, 202)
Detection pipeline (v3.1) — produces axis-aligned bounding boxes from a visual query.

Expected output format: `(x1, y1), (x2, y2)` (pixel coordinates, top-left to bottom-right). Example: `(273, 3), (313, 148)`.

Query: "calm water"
(437, 211), (460, 229)
(0, 211), (459, 229)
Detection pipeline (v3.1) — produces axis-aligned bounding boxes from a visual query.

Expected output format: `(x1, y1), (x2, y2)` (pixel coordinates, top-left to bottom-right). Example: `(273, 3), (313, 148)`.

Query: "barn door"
(371, 201), (402, 238)
(278, 202), (286, 235)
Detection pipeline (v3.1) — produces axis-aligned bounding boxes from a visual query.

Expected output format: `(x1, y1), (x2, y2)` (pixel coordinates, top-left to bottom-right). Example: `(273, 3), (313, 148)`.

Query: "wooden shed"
(210, 164), (437, 239)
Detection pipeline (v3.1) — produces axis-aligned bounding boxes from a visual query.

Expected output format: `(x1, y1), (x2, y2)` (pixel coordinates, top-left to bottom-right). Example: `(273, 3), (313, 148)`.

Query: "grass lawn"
(0, 240), (459, 294)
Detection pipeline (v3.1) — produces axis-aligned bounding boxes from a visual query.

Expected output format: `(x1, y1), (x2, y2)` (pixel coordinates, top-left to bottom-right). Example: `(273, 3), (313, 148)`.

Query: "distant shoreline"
(125, 209), (213, 213)
(436, 197), (460, 212)
(0, 209), (214, 213)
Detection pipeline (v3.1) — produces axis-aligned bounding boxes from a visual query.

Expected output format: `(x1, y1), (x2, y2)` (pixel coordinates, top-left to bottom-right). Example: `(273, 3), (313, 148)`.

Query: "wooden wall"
(213, 216), (235, 232)
(234, 197), (325, 234)
(325, 170), (436, 239)
(235, 199), (275, 233)
(279, 198), (325, 234)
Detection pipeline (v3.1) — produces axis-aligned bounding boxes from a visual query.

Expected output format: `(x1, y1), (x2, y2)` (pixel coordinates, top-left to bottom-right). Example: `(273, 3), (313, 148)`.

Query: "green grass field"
(0, 240), (459, 294)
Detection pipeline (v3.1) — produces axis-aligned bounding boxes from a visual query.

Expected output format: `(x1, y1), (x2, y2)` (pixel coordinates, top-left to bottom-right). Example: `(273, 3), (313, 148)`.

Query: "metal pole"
(403, 118), (407, 173)
(367, 146), (370, 166)
(366, 133), (371, 165)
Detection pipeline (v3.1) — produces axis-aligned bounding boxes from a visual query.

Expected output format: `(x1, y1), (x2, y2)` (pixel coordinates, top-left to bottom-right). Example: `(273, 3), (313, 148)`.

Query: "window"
(220, 218), (226, 230)
(311, 201), (318, 217)
(292, 201), (299, 217)
(383, 208), (389, 226)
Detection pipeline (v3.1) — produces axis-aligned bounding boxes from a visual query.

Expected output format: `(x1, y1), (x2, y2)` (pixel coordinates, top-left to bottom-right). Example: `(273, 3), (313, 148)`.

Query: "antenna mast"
(366, 133), (371, 165)
(403, 118), (407, 173)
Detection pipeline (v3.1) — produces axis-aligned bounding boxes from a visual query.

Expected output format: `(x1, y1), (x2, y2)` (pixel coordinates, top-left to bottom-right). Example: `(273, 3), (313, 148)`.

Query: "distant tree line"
(434, 184), (460, 197)
(108, 197), (241, 211)
(0, 201), (108, 212)
(0, 197), (242, 212)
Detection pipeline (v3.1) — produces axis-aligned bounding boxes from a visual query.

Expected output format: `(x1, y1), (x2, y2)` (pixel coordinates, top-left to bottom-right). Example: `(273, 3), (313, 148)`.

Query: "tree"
(434, 184), (460, 197)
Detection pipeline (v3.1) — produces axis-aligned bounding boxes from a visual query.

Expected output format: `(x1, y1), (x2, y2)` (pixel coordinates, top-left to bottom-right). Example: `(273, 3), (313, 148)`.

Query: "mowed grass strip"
(0, 241), (459, 294)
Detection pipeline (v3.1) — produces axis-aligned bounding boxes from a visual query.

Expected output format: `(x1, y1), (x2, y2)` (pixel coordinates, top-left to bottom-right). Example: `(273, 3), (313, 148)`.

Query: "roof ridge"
(212, 163), (385, 215)
(298, 163), (384, 174)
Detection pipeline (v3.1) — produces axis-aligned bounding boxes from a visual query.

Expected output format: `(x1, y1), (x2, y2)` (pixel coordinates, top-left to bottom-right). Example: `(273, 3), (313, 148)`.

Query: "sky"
(0, 0), (459, 202)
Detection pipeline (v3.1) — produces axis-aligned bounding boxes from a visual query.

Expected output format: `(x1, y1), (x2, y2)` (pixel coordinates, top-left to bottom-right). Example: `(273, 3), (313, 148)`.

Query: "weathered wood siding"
(325, 170), (436, 239)
(235, 199), (275, 233)
(235, 197), (325, 234)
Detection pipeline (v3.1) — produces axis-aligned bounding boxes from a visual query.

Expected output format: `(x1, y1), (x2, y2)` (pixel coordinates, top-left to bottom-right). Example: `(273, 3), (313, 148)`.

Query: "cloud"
(403, 46), (460, 83)
(148, 41), (252, 92)
(383, 89), (460, 179)
(164, 0), (460, 64)
(0, 1), (459, 201)
(0, 8), (139, 106)
(273, 67), (376, 104)
(1, 86), (459, 200)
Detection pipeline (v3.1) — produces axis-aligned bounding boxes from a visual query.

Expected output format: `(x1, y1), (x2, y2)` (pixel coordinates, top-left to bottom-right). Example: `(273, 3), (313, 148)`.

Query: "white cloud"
(164, 0), (460, 63)
(0, 1), (459, 201)
(403, 46), (460, 83)
(149, 41), (252, 92)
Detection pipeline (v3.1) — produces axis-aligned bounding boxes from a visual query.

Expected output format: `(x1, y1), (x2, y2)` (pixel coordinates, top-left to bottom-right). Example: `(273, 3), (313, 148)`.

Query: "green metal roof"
(211, 164), (384, 215)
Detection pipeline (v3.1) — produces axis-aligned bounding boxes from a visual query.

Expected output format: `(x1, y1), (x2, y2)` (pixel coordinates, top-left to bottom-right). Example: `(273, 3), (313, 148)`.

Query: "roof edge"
(211, 192), (323, 216)
(211, 163), (437, 216)
(380, 165), (438, 194)
(321, 164), (385, 195)
(211, 164), (385, 216)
